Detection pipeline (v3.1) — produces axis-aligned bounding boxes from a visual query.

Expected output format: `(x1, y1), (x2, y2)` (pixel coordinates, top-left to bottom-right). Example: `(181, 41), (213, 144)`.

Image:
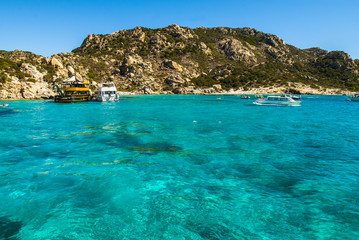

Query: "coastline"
(0, 80), (348, 101)
(0, 90), (348, 101)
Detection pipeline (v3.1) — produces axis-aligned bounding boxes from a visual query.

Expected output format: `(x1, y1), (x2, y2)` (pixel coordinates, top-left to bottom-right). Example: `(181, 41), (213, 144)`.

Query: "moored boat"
(240, 95), (251, 99)
(254, 95), (301, 106)
(54, 76), (91, 103)
(285, 92), (301, 100)
(349, 93), (359, 102)
(93, 82), (119, 102)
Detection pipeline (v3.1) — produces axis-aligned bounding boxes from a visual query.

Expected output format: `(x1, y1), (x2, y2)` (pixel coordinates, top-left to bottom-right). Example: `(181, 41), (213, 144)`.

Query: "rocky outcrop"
(164, 24), (195, 39)
(0, 78), (55, 99)
(50, 56), (63, 69)
(218, 38), (257, 64)
(165, 75), (191, 88)
(199, 42), (212, 55)
(20, 63), (45, 80)
(163, 60), (182, 70)
(324, 51), (358, 74)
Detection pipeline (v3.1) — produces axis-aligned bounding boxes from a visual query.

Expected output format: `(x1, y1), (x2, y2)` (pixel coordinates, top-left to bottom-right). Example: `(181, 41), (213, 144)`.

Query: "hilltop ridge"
(1, 25), (359, 99)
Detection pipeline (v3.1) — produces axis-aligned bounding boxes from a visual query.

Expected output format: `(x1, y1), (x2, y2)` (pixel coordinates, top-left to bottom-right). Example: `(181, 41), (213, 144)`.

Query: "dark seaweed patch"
(132, 142), (182, 154)
(265, 176), (300, 193)
(0, 109), (17, 117)
(0, 216), (22, 239)
(185, 220), (258, 240)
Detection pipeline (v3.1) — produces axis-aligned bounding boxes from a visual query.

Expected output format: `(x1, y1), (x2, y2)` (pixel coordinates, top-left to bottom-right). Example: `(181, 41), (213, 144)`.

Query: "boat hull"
(95, 94), (119, 102)
(55, 95), (90, 103)
(254, 100), (301, 106)
(94, 83), (119, 102)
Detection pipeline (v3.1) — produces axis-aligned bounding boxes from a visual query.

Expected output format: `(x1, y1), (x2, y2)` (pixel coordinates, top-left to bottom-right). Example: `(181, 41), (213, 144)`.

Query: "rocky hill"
(1, 25), (359, 99)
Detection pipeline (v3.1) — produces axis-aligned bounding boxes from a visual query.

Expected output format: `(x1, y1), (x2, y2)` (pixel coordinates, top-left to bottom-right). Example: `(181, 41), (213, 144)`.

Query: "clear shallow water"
(1, 95), (359, 239)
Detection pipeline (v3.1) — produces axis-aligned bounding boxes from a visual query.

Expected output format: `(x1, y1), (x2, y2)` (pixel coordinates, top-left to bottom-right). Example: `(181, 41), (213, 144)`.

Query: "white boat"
(0, 103), (9, 108)
(253, 95), (301, 106)
(93, 82), (119, 102)
(240, 95), (251, 99)
(285, 92), (301, 100)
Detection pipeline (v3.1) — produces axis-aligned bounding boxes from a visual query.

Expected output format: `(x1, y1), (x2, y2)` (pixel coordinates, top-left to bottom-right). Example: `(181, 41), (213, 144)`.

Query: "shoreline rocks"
(0, 83), (347, 101)
(0, 79), (56, 100)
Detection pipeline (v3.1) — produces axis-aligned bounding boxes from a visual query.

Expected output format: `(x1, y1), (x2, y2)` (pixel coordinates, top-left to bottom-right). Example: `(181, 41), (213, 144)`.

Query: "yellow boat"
(55, 76), (91, 103)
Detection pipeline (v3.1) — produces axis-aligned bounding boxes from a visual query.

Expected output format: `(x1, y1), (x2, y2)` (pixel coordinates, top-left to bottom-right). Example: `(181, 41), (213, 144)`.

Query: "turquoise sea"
(1, 95), (359, 239)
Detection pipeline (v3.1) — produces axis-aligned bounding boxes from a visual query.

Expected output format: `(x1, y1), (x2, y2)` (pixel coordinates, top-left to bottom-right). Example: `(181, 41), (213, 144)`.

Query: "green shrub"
(0, 72), (7, 83)
(191, 74), (218, 88)
(86, 69), (100, 81)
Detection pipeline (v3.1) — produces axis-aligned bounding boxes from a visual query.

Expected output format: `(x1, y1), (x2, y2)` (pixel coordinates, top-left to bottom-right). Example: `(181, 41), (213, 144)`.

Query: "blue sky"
(1, 0), (359, 59)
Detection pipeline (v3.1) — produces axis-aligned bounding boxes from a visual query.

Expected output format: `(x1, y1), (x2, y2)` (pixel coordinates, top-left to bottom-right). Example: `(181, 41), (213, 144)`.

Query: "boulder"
(199, 42), (212, 55)
(142, 86), (154, 94)
(239, 27), (259, 36)
(50, 57), (63, 69)
(67, 65), (75, 75)
(213, 84), (222, 90)
(265, 46), (287, 59)
(122, 54), (143, 66)
(20, 63), (44, 80)
(75, 73), (83, 81)
(263, 34), (286, 48)
(165, 75), (187, 87)
(163, 60), (182, 70)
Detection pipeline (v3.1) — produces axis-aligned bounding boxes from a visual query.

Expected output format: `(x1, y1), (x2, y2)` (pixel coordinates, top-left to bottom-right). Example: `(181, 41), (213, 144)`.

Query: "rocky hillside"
(1, 25), (359, 99)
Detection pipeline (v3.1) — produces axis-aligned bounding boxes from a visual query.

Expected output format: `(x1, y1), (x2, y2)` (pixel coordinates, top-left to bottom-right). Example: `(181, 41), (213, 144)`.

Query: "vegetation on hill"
(72, 25), (359, 91)
(1, 25), (359, 97)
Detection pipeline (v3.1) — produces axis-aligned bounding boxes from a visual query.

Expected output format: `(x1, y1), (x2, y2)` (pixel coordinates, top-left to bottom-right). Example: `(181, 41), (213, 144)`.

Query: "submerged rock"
(0, 216), (22, 239)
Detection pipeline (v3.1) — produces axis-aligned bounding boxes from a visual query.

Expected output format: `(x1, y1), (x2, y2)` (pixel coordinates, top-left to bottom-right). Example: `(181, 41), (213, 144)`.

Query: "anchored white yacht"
(94, 82), (119, 102)
(254, 95), (301, 106)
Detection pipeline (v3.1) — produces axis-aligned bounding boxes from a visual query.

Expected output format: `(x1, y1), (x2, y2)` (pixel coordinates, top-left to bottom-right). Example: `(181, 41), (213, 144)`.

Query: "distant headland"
(1, 25), (358, 100)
